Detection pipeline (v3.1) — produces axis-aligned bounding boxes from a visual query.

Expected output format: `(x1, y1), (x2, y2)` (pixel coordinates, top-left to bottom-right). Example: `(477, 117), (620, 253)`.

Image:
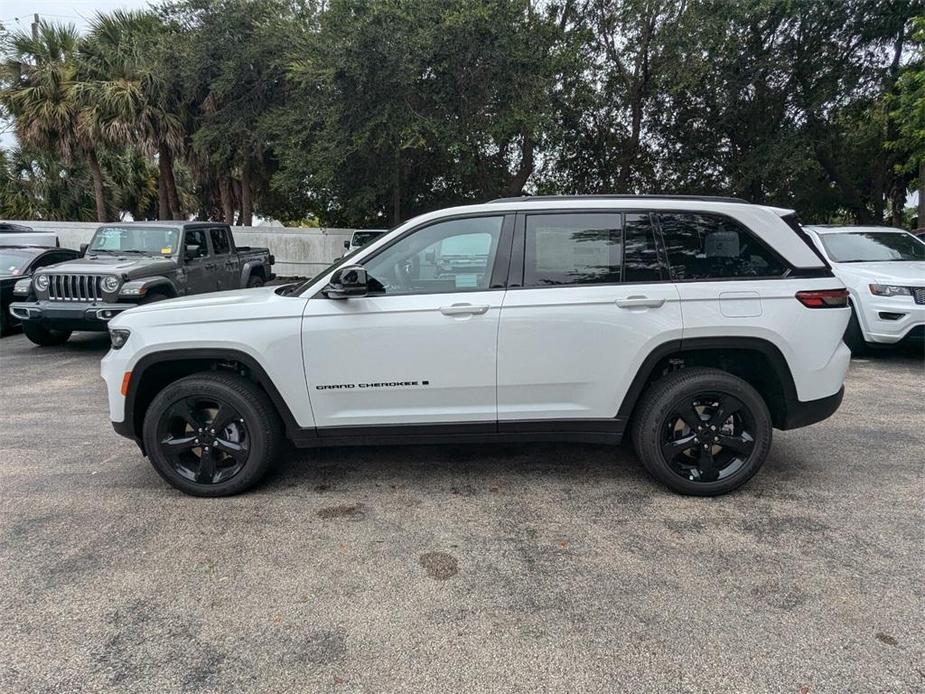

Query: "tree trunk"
(919, 159), (924, 229)
(506, 137), (534, 196)
(240, 161), (253, 227)
(159, 142), (182, 220)
(157, 151), (171, 220)
(392, 148), (401, 226)
(219, 175), (234, 224)
(85, 148), (108, 222)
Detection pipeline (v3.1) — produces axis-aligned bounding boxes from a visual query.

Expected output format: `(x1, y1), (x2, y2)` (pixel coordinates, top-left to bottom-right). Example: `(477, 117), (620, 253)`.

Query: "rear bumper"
(9, 299), (134, 331)
(779, 386), (844, 430)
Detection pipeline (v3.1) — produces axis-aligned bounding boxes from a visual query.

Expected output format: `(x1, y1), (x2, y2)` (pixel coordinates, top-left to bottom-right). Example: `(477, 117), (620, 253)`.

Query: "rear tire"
(142, 372), (283, 497)
(23, 322), (71, 346)
(631, 368), (772, 496)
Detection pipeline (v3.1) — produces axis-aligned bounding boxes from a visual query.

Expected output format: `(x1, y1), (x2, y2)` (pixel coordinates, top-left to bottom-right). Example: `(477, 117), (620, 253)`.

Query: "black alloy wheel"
(142, 372), (281, 496)
(660, 392), (756, 483)
(631, 368), (772, 495)
(156, 396), (251, 484)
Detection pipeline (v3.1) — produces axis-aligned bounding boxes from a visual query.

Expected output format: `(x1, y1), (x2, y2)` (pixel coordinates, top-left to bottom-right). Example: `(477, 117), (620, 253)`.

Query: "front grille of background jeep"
(912, 287), (925, 305)
(46, 274), (105, 301)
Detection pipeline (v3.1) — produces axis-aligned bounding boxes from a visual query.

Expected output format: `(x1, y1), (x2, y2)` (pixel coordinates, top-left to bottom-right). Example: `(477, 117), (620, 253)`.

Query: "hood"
(40, 254), (178, 279)
(129, 285), (281, 315)
(832, 261), (925, 284)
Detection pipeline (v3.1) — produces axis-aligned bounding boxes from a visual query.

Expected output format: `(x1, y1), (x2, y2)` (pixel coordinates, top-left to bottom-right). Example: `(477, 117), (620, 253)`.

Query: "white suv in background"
(804, 226), (925, 352)
(101, 195), (852, 497)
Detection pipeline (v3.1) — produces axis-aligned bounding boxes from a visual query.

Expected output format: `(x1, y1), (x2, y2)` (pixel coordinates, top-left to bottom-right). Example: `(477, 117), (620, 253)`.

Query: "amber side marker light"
(120, 372), (132, 396)
(795, 289), (850, 308)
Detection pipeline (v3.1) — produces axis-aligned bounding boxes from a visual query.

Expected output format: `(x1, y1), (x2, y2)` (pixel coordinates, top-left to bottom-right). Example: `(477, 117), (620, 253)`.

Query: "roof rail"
(490, 194), (750, 204)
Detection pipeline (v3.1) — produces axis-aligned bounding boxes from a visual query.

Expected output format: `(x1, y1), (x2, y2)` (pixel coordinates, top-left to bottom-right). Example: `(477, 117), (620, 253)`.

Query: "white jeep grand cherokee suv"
(102, 196), (852, 497)
(803, 225), (925, 353)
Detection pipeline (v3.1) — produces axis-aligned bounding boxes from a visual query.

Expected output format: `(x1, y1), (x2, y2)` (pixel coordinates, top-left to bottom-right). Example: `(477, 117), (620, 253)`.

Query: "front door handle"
(440, 303), (490, 316)
(615, 296), (666, 309)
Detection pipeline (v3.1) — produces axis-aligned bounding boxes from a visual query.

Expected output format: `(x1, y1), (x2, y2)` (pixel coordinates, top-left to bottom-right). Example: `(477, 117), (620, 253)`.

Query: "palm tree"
(77, 10), (187, 220)
(0, 21), (110, 221)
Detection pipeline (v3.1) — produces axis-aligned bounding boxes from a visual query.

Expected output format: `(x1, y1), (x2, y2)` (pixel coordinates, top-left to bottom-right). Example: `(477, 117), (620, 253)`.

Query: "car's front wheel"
(631, 368), (772, 496)
(142, 372), (282, 497)
(23, 322), (72, 346)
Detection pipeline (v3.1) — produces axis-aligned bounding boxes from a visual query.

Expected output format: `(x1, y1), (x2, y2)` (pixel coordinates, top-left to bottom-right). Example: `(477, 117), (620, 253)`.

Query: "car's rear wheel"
(142, 372), (282, 497)
(631, 368), (772, 496)
(23, 322), (71, 346)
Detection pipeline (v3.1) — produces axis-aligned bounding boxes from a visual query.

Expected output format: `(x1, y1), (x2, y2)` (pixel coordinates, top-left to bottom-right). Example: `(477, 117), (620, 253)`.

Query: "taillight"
(795, 289), (849, 308)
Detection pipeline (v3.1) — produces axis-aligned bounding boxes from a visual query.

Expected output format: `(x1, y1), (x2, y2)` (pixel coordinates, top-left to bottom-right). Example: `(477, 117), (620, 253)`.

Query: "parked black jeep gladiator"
(9, 221), (274, 346)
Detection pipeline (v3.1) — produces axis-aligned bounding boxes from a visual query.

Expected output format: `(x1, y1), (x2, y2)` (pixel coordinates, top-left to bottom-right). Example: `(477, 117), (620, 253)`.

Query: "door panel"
(498, 210), (682, 422)
(497, 284), (682, 420)
(180, 228), (210, 295)
(303, 291), (504, 428)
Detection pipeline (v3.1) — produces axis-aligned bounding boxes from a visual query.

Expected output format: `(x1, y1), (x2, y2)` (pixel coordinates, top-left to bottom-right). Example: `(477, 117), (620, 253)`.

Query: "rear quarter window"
(658, 213), (789, 280)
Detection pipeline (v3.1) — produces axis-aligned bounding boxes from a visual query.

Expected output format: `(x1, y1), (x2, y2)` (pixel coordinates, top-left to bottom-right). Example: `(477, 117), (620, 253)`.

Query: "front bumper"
(9, 299), (135, 332)
(857, 296), (925, 344)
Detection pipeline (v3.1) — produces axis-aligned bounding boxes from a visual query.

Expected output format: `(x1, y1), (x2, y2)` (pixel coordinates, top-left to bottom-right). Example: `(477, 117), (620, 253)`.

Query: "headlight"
(869, 284), (911, 297)
(34, 274), (49, 291)
(119, 281), (148, 297)
(109, 328), (131, 349)
(101, 275), (121, 293)
(13, 278), (32, 296)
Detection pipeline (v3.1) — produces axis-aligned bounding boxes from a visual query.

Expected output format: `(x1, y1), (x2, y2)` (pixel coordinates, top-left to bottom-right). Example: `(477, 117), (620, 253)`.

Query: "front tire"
(843, 305), (868, 355)
(631, 368), (772, 496)
(246, 275), (265, 288)
(23, 322), (72, 346)
(142, 372), (282, 497)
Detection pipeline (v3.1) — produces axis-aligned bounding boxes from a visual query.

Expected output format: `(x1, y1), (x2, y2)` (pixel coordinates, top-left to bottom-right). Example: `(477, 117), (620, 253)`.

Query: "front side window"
(183, 229), (209, 258)
(363, 216), (504, 294)
(525, 213), (623, 286)
(819, 232), (925, 263)
(658, 213), (788, 280)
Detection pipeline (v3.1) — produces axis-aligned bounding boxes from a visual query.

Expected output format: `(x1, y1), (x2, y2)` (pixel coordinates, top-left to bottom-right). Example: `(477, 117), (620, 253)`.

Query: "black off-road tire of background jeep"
(142, 372), (282, 497)
(246, 275), (265, 288)
(22, 322), (72, 346)
(139, 291), (169, 305)
(630, 367), (773, 496)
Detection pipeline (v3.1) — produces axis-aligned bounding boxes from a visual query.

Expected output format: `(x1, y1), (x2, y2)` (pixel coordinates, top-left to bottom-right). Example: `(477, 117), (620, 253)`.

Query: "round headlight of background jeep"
(34, 274), (49, 291)
(101, 275), (121, 293)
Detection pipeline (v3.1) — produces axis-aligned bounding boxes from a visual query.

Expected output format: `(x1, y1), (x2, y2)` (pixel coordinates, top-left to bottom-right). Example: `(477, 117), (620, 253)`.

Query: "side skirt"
(290, 419), (626, 448)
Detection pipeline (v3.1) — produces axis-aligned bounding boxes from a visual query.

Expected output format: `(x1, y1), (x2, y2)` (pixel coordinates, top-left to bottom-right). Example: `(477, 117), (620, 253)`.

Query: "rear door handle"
(440, 303), (490, 316)
(615, 296), (666, 309)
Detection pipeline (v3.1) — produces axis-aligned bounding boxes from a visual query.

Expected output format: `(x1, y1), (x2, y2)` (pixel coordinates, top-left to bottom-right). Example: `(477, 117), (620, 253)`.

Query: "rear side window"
(658, 213), (788, 280)
(210, 227), (231, 255)
(523, 212), (664, 287)
(525, 213), (622, 286)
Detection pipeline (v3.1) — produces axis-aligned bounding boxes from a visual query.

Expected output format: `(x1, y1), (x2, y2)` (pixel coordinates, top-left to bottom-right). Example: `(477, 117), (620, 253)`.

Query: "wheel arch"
(125, 348), (300, 448)
(618, 337), (799, 429)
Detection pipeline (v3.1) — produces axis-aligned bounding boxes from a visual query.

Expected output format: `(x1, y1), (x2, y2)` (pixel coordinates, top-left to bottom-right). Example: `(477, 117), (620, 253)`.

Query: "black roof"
(491, 194), (749, 204)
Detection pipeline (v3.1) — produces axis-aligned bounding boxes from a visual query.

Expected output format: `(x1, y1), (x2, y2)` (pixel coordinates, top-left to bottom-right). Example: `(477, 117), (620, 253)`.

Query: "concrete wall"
(2, 220), (358, 277)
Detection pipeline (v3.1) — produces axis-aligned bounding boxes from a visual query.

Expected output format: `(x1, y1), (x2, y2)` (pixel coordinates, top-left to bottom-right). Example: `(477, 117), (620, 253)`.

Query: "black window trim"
(310, 211), (516, 299)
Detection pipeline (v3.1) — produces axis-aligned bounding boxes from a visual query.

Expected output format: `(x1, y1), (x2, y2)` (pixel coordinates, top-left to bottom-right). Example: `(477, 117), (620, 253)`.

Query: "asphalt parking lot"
(0, 333), (922, 693)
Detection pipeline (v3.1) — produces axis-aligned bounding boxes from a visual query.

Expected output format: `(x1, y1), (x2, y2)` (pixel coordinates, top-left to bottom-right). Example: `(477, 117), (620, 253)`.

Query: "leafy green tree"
(78, 10), (186, 220)
(889, 16), (925, 227)
(0, 21), (110, 221)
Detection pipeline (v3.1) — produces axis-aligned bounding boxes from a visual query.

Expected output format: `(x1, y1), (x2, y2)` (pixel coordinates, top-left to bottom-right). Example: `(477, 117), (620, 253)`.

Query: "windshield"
(820, 232), (925, 263)
(351, 231), (385, 247)
(88, 225), (180, 255)
(0, 248), (39, 275)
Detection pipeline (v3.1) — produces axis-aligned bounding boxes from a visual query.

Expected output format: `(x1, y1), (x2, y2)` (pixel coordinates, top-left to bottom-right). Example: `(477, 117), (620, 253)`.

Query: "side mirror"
(343, 239), (350, 250)
(184, 244), (201, 260)
(79, 243), (88, 257)
(324, 264), (369, 299)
